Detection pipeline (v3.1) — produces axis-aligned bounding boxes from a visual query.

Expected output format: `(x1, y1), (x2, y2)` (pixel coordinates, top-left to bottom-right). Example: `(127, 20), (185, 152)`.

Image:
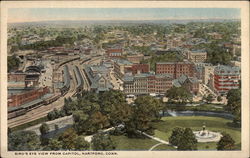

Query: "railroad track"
(8, 56), (102, 128)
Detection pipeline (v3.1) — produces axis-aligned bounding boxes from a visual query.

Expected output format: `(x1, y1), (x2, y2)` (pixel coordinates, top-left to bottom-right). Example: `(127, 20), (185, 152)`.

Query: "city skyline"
(8, 8), (240, 23)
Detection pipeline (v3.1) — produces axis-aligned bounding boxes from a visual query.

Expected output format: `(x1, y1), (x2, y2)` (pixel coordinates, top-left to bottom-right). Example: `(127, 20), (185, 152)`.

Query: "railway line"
(8, 56), (102, 128)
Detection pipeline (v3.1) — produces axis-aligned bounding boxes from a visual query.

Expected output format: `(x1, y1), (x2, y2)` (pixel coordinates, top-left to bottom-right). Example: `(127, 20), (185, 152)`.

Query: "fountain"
(193, 122), (222, 143)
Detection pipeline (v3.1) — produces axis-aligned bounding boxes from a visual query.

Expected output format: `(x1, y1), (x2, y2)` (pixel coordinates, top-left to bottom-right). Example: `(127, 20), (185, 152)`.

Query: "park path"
(149, 143), (164, 151)
(137, 130), (177, 150)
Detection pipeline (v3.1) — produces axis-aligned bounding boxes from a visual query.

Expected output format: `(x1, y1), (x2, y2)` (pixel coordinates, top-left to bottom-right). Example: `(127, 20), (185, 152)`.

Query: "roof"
(114, 59), (133, 65)
(173, 74), (199, 87)
(8, 98), (43, 112)
(214, 65), (240, 75)
(178, 75), (188, 84)
(90, 65), (109, 73)
(173, 79), (181, 87)
(156, 61), (192, 65)
(190, 49), (207, 53)
(85, 66), (113, 91)
(124, 75), (134, 82)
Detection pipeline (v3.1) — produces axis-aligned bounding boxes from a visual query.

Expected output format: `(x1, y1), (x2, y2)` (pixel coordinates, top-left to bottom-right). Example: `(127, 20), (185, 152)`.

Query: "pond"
(160, 110), (234, 120)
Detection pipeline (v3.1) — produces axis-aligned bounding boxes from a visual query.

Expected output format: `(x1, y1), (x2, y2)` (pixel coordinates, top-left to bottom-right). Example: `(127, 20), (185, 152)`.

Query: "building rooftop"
(156, 61), (192, 65)
(190, 49), (207, 53)
(214, 65), (241, 74)
(114, 59), (133, 65)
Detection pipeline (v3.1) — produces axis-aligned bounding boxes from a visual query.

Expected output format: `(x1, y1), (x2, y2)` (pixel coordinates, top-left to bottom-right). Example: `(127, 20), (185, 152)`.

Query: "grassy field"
(152, 144), (176, 150)
(152, 116), (241, 150)
(111, 135), (159, 150)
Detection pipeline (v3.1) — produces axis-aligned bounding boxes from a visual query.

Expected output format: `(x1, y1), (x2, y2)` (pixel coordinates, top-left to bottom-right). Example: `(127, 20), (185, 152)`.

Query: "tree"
(58, 128), (78, 150)
(7, 55), (20, 72)
(91, 133), (116, 151)
(48, 139), (63, 150)
(99, 90), (129, 126)
(166, 86), (192, 104)
(204, 94), (214, 103)
(177, 128), (197, 150)
(85, 111), (110, 135)
(125, 96), (163, 136)
(226, 89), (241, 124)
(8, 131), (41, 151)
(74, 136), (90, 150)
(217, 133), (235, 150)
(217, 96), (223, 102)
(73, 110), (109, 135)
(169, 127), (184, 146)
(73, 111), (89, 134)
(39, 123), (50, 136)
(39, 123), (50, 146)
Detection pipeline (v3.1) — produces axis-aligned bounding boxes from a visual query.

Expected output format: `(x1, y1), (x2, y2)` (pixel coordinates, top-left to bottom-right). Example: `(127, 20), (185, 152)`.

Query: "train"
(60, 65), (71, 96)
(72, 65), (84, 96)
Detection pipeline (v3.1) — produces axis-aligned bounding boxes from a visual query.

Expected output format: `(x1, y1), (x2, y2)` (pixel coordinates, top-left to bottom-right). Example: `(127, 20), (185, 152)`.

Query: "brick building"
(8, 87), (49, 107)
(125, 64), (150, 75)
(106, 48), (123, 58)
(213, 65), (241, 95)
(123, 73), (173, 94)
(156, 61), (195, 79)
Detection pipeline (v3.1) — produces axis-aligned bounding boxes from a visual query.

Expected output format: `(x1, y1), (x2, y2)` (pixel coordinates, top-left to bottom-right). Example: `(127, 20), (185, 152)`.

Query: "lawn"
(152, 144), (176, 150)
(111, 135), (160, 150)
(152, 116), (241, 150)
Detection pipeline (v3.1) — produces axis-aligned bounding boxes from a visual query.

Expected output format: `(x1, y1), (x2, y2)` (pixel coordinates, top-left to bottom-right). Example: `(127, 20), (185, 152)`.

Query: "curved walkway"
(137, 130), (177, 150)
(149, 143), (164, 151)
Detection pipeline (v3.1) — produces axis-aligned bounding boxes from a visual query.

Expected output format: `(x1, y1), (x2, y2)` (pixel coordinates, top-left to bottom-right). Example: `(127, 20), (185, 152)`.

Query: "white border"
(1, 1), (249, 158)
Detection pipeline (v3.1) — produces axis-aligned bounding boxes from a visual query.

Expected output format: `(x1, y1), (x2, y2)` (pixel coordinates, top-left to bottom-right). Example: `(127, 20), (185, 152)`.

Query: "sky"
(8, 8), (240, 23)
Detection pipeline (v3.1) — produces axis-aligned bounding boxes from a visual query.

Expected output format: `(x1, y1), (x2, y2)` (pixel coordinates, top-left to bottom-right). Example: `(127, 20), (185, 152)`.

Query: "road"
(8, 56), (102, 128)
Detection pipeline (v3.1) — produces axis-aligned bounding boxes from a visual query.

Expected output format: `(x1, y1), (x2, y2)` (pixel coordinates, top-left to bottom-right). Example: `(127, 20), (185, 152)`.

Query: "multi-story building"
(123, 73), (173, 95)
(202, 65), (215, 85)
(187, 50), (207, 63)
(125, 64), (150, 75)
(8, 87), (49, 107)
(84, 65), (113, 93)
(173, 75), (200, 95)
(106, 48), (123, 58)
(213, 65), (241, 95)
(156, 61), (195, 79)
(114, 59), (133, 79)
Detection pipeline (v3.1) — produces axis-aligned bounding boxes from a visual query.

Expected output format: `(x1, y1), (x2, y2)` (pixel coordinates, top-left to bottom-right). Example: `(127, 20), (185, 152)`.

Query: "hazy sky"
(8, 8), (240, 23)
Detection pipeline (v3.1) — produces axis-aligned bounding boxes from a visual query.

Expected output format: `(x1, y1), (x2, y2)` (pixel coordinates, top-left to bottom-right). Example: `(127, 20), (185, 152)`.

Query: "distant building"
(127, 54), (144, 64)
(156, 61), (195, 79)
(106, 48), (123, 59)
(84, 65), (113, 93)
(202, 65), (216, 85)
(8, 87), (49, 107)
(173, 75), (200, 95)
(125, 64), (150, 75)
(123, 73), (173, 95)
(213, 65), (241, 95)
(187, 50), (207, 63)
(114, 59), (133, 79)
(208, 32), (222, 40)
